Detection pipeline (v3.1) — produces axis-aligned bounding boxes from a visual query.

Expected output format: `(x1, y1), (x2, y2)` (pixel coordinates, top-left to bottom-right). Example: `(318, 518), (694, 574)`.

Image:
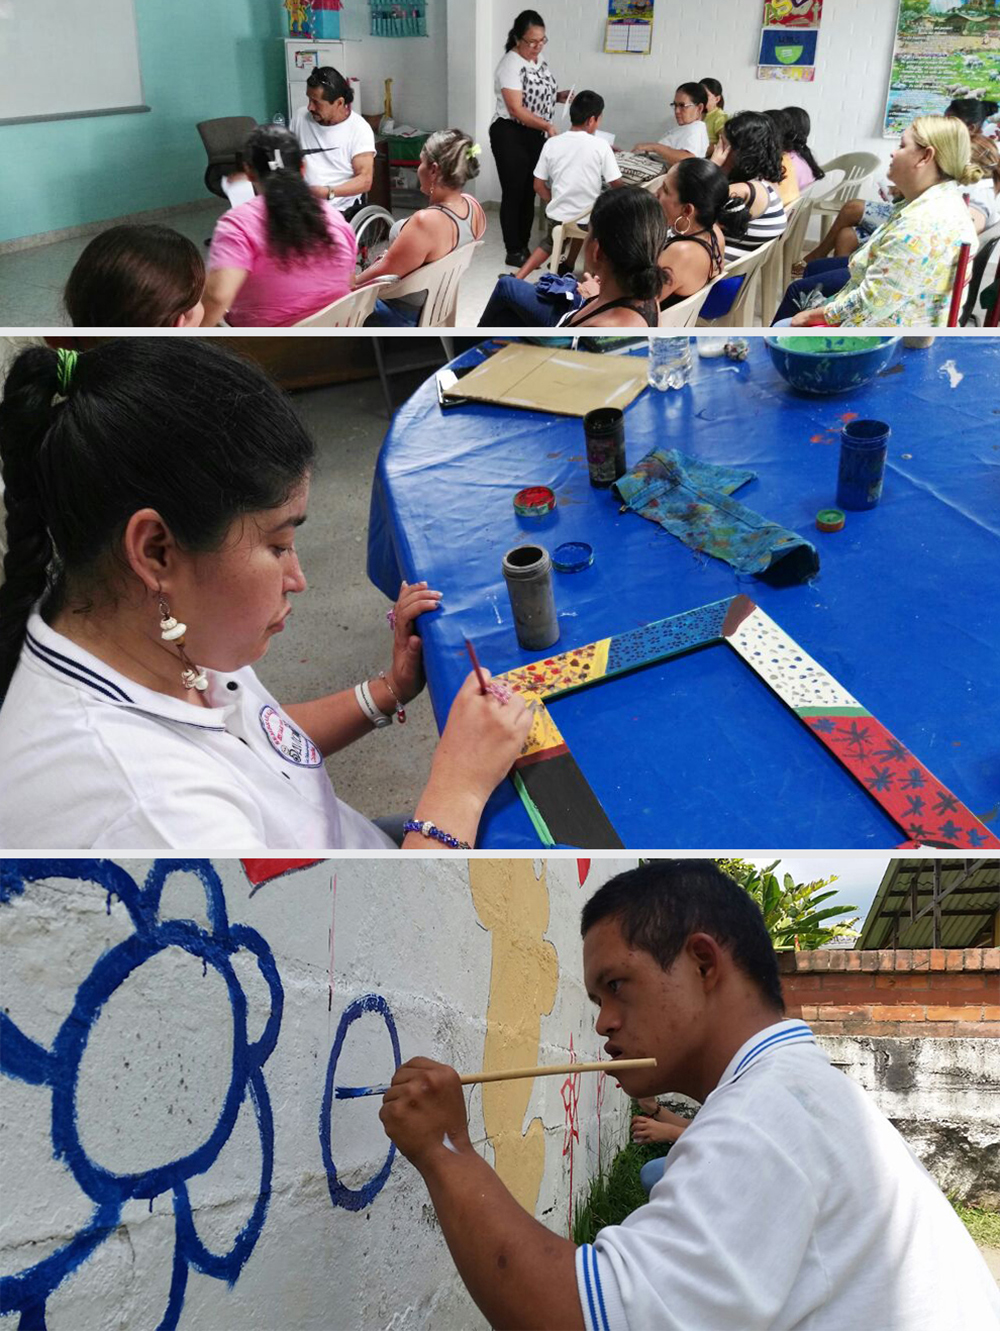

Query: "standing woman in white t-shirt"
(633, 82), (711, 166)
(0, 340), (531, 851)
(490, 9), (570, 267)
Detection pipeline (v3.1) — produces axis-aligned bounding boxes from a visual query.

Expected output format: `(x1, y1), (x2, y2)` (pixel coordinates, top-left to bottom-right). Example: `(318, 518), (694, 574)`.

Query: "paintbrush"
(464, 637), (488, 695)
(336, 1057), (656, 1098)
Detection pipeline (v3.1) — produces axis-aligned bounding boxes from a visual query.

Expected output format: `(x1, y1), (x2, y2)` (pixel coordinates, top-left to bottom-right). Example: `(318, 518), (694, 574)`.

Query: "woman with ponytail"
(556, 186), (667, 328)
(0, 340), (531, 849)
(202, 124), (358, 326)
(777, 116), (982, 326)
(654, 158), (736, 307)
(782, 107), (825, 190)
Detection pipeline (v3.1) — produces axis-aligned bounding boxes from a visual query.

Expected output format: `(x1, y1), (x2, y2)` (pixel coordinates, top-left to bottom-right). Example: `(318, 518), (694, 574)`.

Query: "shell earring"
(158, 598), (208, 692)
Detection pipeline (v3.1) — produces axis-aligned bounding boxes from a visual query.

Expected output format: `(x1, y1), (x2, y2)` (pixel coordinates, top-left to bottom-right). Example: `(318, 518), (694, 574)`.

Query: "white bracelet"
(355, 680), (392, 729)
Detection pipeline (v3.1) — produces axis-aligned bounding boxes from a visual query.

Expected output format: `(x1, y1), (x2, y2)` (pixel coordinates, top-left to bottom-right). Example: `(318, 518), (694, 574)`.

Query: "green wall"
(0, 0), (286, 243)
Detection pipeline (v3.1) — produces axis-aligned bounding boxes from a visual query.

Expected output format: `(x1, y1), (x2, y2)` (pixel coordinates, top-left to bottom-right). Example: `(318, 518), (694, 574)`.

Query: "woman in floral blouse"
(774, 117), (982, 327)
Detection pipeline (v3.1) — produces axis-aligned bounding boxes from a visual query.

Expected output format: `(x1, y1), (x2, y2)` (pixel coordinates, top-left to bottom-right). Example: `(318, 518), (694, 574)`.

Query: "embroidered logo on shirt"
(259, 705), (322, 768)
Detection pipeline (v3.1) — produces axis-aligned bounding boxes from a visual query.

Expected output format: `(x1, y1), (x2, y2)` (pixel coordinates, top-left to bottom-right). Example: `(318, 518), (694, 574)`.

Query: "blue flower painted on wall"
(0, 859), (283, 1331)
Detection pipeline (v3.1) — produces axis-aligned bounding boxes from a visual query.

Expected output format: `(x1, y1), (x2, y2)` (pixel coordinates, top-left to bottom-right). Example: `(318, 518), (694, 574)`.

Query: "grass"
(951, 1200), (1000, 1249)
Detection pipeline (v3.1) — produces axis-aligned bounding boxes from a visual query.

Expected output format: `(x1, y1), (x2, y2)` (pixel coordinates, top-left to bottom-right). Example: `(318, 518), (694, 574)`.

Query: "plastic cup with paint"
(583, 407), (626, 488)
(836, 420), (890, 511)
(502, 544), (560, 650)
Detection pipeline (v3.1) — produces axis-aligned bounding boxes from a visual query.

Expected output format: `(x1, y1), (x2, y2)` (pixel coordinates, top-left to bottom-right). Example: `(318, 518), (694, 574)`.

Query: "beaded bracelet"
(403, 819), (471, 850)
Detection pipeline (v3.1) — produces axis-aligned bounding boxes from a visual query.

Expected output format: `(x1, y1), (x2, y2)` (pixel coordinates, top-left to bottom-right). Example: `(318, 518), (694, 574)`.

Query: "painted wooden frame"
(496, 594), (999, 851)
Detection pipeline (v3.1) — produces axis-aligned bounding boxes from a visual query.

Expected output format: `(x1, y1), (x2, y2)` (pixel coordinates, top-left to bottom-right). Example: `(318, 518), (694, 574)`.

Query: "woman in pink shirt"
(203, 125), (358, 326)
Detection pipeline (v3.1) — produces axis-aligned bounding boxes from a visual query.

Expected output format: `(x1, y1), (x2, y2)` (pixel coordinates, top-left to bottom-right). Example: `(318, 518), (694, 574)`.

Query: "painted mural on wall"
(885, 1), (1000, 136)
(1, 858), (634, 1329)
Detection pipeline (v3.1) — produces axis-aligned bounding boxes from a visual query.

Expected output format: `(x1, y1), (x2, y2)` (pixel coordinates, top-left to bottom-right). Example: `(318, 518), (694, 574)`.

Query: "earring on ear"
(158, 598), (208, 692)
(674, 214), (691, 235)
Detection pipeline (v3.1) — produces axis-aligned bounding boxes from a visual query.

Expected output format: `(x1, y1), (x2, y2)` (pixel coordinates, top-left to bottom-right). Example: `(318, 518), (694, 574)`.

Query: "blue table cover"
(368, 338), (1000, 849)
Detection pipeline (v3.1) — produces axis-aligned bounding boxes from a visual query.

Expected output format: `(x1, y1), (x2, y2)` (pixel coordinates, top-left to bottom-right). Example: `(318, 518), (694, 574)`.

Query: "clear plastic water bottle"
(272, 112), (287, 128)
(647, 336), (693, 390)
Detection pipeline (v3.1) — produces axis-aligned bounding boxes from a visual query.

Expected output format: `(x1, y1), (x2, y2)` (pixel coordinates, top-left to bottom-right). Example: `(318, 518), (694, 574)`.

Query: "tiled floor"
(0, 198), (529, 329)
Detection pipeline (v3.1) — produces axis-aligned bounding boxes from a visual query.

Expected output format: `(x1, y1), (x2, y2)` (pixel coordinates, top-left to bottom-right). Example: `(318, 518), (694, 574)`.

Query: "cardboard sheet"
(444, 343), (649, 417)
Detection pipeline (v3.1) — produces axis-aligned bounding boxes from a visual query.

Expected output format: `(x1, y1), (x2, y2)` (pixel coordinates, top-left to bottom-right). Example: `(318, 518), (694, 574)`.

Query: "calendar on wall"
(370, 1), (427, 37)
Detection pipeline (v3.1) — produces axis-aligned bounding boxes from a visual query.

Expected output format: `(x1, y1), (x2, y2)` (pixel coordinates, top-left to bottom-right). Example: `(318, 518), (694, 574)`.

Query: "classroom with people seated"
(1, 0), (998, 330)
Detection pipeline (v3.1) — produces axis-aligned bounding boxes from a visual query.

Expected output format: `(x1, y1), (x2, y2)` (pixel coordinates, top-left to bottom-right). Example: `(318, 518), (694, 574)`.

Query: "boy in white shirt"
(380, 860), (1000, 1331)
(514, 90), (623, 280)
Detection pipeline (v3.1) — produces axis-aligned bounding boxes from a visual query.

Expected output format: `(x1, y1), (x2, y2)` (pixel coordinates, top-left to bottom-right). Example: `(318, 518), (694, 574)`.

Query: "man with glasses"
(290, 66), (376, 218)
(632, 80), (710, 166)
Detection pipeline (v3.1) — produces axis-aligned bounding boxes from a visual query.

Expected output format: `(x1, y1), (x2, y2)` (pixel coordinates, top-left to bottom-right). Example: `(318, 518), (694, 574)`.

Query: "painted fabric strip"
(613, 449), (819, 585)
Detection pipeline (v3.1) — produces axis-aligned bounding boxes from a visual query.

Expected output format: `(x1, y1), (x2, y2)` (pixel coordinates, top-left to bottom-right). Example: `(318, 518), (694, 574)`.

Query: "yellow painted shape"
(498, 636), (611, 700)
(515, 691), (567, 761)
(468, 860), (559, 1215)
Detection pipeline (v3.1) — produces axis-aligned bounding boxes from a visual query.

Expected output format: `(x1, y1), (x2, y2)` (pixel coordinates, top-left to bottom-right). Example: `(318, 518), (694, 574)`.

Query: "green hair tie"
(56, 348), (78, 396)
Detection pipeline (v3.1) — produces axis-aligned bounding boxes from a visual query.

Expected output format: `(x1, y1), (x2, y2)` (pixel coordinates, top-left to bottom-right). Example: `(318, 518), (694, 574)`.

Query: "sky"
(742, 854), (892, 934)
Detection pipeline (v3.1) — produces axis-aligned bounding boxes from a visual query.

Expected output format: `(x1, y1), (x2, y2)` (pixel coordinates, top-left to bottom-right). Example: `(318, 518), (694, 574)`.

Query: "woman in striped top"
(710, 111), (787, 262)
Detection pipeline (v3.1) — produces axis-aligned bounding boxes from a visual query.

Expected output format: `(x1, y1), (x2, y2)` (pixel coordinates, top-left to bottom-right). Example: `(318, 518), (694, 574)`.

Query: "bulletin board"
(884, 1), (1000, 138)
(0, 0), (146, 125)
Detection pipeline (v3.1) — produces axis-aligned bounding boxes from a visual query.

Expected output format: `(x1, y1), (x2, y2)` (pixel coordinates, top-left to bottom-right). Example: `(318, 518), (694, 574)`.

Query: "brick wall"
(779, 948), (1000, 1038)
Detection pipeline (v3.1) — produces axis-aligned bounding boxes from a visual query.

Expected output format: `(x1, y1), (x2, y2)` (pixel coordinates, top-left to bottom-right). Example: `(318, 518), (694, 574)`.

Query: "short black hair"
(306, 65), (354, 105)
(675, 82), (708, 113)
(580, 860), (785, 1012)
(570, 90), (604, 127)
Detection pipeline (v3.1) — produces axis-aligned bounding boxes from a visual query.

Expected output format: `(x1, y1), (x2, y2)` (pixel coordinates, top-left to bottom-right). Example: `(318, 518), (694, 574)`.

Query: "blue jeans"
(478, 275), (578, 328)
(773, 257), (850, 324)
(639, 1157), (667, 1195)
(366, 298), (421, 328)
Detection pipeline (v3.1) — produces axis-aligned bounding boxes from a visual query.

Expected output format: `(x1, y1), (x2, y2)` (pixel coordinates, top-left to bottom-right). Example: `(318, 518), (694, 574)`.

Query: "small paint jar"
(836, 419), (890, 511)
(502, 544), (560, 650)
(583, 407), (626, 488)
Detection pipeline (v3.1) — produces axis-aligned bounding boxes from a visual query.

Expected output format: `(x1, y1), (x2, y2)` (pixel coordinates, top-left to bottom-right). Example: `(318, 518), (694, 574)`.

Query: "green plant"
(572, 1107), (672, 1245)
(949, 1198), (1000, 1249)
(716, 858), (858, 950)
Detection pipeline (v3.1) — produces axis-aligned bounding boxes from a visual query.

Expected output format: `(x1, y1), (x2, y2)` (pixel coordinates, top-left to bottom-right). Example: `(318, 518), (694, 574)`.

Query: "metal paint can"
(502, 544), (560, 650)
(583, 407), (626, 488)
(836, 420), (890, 511)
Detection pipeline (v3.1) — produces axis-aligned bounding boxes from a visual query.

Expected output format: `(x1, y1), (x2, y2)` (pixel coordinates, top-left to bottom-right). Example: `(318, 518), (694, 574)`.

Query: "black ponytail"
(0, 339), (316, 701)
(245, 124), (337, 268)
(506, 9), (545, 51)
(783, 106), (825, 181)
(0, 348), (60, 698)
(590, 186), (668, 302)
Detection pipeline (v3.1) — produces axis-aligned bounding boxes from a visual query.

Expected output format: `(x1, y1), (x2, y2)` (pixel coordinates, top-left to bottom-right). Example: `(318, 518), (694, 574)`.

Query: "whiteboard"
(0, 0), (146, 125)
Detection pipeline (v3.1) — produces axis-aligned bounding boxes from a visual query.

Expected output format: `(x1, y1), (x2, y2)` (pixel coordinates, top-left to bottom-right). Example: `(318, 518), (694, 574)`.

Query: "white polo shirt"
(658, 119), (709, 157)
(0, 614), (393, 850)
(534, 131), (622, 223)
(576, 1020), (1000, 1331)
(290, 106), (376, 210)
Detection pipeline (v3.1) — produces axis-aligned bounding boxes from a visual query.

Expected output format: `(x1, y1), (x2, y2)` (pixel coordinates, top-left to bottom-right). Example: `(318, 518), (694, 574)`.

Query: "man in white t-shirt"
(289, 66), (376, 216)
(513, 90), (623, 280)
(380, 861), (1000, 1331)
(633, 80), (711, 166)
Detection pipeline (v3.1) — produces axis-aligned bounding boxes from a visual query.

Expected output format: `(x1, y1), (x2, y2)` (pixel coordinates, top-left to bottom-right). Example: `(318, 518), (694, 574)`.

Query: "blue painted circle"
(553, 541), (594, 573)
(320, 994), (401, 1211)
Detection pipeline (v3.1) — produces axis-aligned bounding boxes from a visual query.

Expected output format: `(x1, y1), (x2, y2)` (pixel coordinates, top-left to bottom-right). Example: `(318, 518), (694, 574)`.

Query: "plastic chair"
(696, 236), (781, 327)
(376, 241), (482, 327)
(961, 221), (1000, 326)
(804, 152), (882, 245)
(759, 188), (820, 324)
(547, 212), (590, 274)
(196, 117), (257, 199)
(641, 173), (669, 196)
(294, 285), (380, 327)
(658, 286), (708, 326)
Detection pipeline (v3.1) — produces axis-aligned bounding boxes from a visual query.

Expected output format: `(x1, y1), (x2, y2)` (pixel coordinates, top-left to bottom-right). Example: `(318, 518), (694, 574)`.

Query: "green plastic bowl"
(764, 335), (901, 395)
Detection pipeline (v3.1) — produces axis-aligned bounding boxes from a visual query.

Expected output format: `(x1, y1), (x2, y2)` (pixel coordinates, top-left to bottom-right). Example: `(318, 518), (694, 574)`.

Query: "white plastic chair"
(808, 152), (882, 219)
(759, 193), (811, 325)
(294, 284), (380, 327)
(695, 236), (781, 327)
(547, 211), (590, 274)
(658, 285), (708, 326)
(377, 241), (482, 327)
(641, 173), (669, 196)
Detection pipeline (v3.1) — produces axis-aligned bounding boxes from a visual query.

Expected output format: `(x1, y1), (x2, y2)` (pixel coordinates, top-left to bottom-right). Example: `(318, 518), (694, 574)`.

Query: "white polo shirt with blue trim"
(576, 1019), (1000, 1331)
(0, 614), (393, 850)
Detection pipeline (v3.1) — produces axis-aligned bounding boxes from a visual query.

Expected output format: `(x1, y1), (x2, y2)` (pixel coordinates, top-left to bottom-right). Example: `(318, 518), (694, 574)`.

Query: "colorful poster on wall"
(758, 27), (820, 79)
(758, 0), (822, 80)
(605, 0), (655, 55)
(763, 0), (823, 24)
(883, 1), (1000, 139)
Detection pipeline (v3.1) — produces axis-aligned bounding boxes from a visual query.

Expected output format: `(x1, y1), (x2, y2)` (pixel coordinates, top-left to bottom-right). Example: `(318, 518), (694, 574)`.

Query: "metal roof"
(857, 859), (1000, 950)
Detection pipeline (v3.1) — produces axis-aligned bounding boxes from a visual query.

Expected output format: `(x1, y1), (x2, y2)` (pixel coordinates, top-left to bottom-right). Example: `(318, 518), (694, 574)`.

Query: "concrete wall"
(0, 856), (634, 1330)
(339, 2), (448, 126)
(468, 0), (903, 203)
